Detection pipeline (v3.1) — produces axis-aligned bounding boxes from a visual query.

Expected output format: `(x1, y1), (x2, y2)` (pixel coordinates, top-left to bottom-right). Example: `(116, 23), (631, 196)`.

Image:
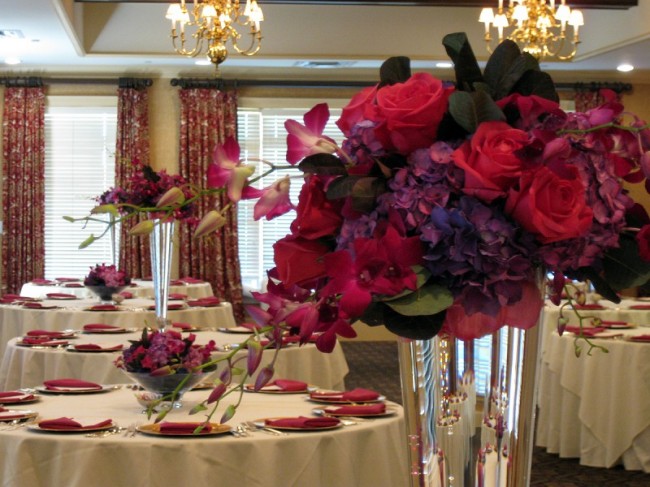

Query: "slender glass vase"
(397, 320), (542, 487)
(149, 219), (175, 332)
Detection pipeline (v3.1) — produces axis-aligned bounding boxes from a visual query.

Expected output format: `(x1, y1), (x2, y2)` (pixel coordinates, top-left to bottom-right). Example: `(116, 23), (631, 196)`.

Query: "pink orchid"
(253, 176), (295, 221)
(207, 137), (255, 202)
(285, 103), (340, 165)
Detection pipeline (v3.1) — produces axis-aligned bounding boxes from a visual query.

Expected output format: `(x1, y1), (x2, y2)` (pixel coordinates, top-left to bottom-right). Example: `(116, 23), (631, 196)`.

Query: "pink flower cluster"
(83, 264), (131, 287)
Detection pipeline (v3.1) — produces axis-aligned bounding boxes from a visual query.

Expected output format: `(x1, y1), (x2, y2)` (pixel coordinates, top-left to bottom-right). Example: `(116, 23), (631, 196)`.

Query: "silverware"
(244, 421), (287, 436)
(85, 427), (124, 438)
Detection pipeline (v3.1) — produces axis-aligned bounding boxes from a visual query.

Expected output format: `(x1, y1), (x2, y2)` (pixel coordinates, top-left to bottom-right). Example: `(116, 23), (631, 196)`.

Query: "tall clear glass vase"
(397, 320), (542, 487)
(149, 219), (175, 333)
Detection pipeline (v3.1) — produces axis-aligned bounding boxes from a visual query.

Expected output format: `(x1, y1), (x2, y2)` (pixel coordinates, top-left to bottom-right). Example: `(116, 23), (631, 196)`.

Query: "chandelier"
(165, 0), (263, 67)
(478, 0), (584, 61)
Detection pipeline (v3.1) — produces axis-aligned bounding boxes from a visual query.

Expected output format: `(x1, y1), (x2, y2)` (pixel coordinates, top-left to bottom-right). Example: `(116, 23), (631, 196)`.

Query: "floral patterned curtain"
(115, 81), (151, 278)
(177, 88), (243, 321)
(1, 85), (46, 294)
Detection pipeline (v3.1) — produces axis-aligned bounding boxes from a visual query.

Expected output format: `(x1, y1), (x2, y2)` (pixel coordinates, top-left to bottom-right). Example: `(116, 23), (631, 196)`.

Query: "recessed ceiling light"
(436, 62), (453, 69)
(4, 57), (21, 65)
(617, 63), (634, 72)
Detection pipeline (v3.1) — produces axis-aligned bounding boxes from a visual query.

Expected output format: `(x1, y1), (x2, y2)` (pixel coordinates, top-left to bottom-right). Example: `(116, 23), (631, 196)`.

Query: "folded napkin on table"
(630, 304), (650, 310)
(630, 334), (650, 342)
(564, 326), (605, 336)
(159, 422), (213, 434)
(88, 304), (119, 311)
(74, 343), (123, 351)
(83, 323), (123, 331)
(187, 297), (220, 307)
(43, 379), (103, 391)
(310, 387), (381, 402)
(172, 322), (193, 330)
(0, 391), (34, 400)
(261, 379), (308, 392)
(265, 416), (340, 429)
(26, 330), (67, 337)
(63, 283), (84, 288)
(38, 417), (112, 430)
(119, 291), (134, 299)
(55, 277), (80, 282)
(46, 293), (76, 299)
(169, 279), (184, 286)
(20, 337), (68, 346)
(168, 293), (188, 300)
(147, 303), (184, 310)
(573, 304), (605, 310)
(31, 279), (53, 285)
(22, 302), (55, 309)
(179, 277), (204, 284)
(324, 403), (387, 415)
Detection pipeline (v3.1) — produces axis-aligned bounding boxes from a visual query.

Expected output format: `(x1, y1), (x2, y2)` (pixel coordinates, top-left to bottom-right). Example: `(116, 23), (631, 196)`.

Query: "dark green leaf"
(384, 283), (453, 316)
(493, 53), (539, 100)
(603, 234), (650, 290)
(442, 32), (483, 91)
(359, 301), (446, 340)
(449, 91), (478, 133)
(379, 56), (411, 86)
(573, 267), (620, 304)
(326, 175), (361, 200)
(511, 70), (559, 102)
(298, 154), (347, 176)
(473, 90), (506, 124)
(483, 39), (522, 97)
(350, 177), (386, 213)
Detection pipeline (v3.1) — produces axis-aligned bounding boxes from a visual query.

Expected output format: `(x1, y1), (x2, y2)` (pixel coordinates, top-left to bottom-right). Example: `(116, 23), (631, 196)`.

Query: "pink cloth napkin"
(324, 403), (387, 415)
(119, 291), (134, 299)
(55, 277), (80, 282)
(22, 302), (52, 309)
(63, 283), (83, 288)
(311, 387), (381, 402)
(159, 422), (213, 434)
(43, 379), (102, 391)
(31, 278), (53, 285)
(574, 304), (605, 310)
(26, 330), (67, 337)
(187, 297), (220, 307)
(265, 416), (340, 429)
(83, 324), (122, 331)
(147, 303), (184, 310)
(20, 337), (68, 346)
(168, 293), (187, 300)
(89, 304), (119, 311)
(38, 417), (113, 430)
(169, 279), (184, 286)
(564, 326), (605, 336)
(172, 322), (193, 330)
(630, 334), (650, 342)
(0, 391), (29, 399)
(179, 277), (204, 284)
(74, 344), (123, 351)
(263, 379), (308, 392)
(46, 293), (76, 299)
(630, 305), (650, 310)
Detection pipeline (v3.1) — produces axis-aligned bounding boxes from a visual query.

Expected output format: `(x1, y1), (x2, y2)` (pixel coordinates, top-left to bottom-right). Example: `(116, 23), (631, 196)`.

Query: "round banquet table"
(0, 386), (407, 487)
(536, 321), (650, 471)
(0, 297), (235, 363)
(20, 279), (214, 300)
(0, 329), (349, 391)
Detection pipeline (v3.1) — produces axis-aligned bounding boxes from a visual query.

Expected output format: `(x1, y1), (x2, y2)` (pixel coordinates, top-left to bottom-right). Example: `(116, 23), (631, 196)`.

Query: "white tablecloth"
(0, 386), (407, 487)
(0, 297), (236, 363)
(0, 330), (349, 391)
(20, 279), (214, 300)
(536, 311), (650, 471)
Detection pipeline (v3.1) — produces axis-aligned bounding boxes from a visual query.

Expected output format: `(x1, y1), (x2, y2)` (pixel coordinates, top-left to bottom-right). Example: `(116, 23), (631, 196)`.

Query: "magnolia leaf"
(442, 32), (483, 91)
(602, 234), (650, 290)
(384, 283), (454, 317)
(298, 154), (347, 175)
(511, 70), (559, 102)
(483, 39), (522, 98)
(351, 177), (386, 213)
(327, 175), (361, 200)
(379, 56), (411, 86)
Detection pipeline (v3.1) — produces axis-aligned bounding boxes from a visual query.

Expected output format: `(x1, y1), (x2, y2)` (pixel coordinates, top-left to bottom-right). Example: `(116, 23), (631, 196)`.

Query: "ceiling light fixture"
(165, 0), (263, 69)
(617, 63), (634, 72)
(479, 0), (584, 61)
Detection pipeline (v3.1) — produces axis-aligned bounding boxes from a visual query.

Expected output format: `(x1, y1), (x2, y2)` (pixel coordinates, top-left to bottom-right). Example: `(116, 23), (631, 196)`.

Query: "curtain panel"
(177, 88), (244, 321)
(115, 85), (151, 278)
(1, 86), (46, 294)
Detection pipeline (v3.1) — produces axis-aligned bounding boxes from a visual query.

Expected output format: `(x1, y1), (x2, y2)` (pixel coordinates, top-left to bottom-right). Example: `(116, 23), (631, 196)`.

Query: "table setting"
(0, 379), (407, 487)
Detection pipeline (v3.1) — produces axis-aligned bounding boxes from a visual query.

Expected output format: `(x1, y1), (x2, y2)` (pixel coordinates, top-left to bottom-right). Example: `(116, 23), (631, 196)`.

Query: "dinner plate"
(82, 327), (130, 334)
(307, 392), (386, 405)
(599, 322), (636, 329)
(22, 304), (59, 310)
(0, 409), (38, 422)
(29, 420), (116, 433)
(244, 384), (311, 394)
(24, 330), (77, 339)
(136, 422), (231, 437)
(313, 405), (397, 418)
(253, 417), (342, 431)
(217, 326), (255, 334)
(35, 385), (114, 394)
(0, 394), (40, 405)
(66, 345), (124, 353)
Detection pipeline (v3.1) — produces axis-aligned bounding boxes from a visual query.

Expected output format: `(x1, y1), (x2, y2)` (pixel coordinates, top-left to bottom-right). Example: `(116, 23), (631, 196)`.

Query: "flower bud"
(194, 210), (226, 239)
(246, 341), (263, 376)
(254, 365), (274, 391)
(156, 187), (185, 208)
(207, 381), (227, 404)
(557, 317), (568, 336)
(220, 404), (236, 424)
(129, 219), (155, 236)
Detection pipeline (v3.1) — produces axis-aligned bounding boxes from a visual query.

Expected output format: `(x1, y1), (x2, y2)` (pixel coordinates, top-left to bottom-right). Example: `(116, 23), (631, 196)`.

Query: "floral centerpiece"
(84, 263), (131, 302)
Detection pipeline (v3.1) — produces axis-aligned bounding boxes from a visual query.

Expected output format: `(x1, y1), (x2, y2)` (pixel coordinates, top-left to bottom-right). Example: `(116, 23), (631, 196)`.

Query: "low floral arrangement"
(83, 263), (131, 288)
(115, 328), (217, 374)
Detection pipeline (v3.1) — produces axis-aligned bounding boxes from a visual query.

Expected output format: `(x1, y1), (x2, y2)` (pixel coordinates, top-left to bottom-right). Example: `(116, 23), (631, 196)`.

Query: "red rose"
(452, 121), (529, 203)
(273, 235), (329, 286)
(496, 93), (564, 130)
(336, 85), (378, 137)
(291, 175), (344, 240)
(371, 72), (453, 154)
(636, 224), (650, 261)
(505, 165), (593, 244)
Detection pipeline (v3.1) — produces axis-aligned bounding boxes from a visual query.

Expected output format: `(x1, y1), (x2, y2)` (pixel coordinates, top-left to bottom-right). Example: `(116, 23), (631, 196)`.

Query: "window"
(237, 103), (343, 294)
(44, 97), (118, 278)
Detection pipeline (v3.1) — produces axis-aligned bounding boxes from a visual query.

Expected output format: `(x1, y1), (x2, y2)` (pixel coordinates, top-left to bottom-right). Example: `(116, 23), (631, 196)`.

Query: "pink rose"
(336, 85), (378, 137)
(636, 224), (650, 262)
(452, 121), (529, 202)
(273, 235), (330, 287)
(505, 165), (593, 244)
(371, 72), (453, 154)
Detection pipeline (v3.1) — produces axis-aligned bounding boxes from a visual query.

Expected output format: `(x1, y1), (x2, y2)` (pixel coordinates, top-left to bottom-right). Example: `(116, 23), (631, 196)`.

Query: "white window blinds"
(44, 101), (118, 279)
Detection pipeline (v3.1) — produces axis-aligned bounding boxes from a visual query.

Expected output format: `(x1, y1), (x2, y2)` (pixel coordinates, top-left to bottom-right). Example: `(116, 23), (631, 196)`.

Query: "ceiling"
(0, 0), (649, 84)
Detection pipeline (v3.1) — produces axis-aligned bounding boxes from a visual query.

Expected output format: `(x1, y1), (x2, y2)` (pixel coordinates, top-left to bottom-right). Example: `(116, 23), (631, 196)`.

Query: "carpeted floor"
(340, 340), (650, 487)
